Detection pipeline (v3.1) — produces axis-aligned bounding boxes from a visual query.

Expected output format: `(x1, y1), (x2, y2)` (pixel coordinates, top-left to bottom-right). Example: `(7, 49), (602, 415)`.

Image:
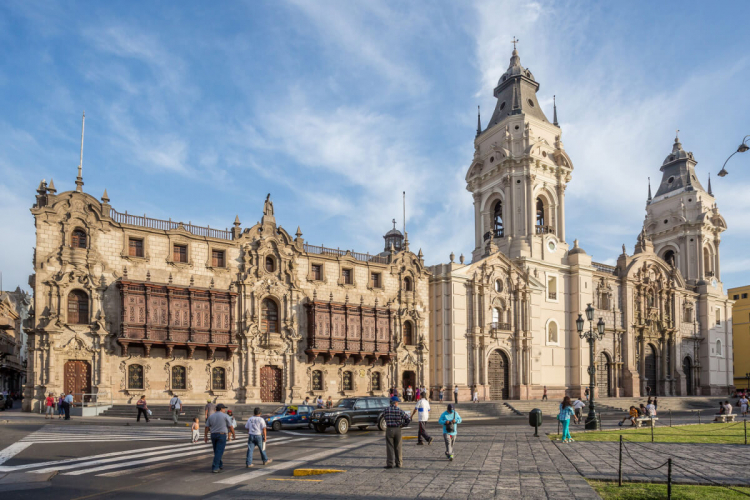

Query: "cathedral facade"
(428, 47), (733, 401)
(23, 174), (429, 411)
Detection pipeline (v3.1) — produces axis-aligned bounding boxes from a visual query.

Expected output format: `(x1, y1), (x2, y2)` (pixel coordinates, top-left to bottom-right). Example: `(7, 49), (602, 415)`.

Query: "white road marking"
(0, 442), (33, 465)
(215, 437), (380, 485)
(61, 437), (298, 476)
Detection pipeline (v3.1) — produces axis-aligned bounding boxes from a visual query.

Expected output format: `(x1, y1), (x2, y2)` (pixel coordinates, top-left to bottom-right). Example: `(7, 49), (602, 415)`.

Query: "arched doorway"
(402, 370), (416, 399)
(64, 360), (92, 403)
(682, 357), (693, 395)
(645, 344), (657, 396)
(597, 352), (611, 397)
(260, 365), (282, 402)
(488, 350), (509, 400)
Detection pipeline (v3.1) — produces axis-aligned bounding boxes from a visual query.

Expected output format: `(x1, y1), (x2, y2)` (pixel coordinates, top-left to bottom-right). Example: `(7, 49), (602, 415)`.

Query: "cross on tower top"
(392, 218), (396, 230)
(512, 36), (519, 50)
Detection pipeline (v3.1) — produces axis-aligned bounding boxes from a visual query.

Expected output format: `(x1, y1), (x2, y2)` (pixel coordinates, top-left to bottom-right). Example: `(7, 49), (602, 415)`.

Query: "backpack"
(444, 413), (456, 433)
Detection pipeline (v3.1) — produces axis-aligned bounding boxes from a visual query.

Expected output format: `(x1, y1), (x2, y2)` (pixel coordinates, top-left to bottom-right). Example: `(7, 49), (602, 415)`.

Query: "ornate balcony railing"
(110, 209), (232, 240)
(535, 225), (555, 235)
(303, 244), (390, 264)
(548, 292), (557, 300)
(490, 322), (511, 331)
(592, 262), (617, 275)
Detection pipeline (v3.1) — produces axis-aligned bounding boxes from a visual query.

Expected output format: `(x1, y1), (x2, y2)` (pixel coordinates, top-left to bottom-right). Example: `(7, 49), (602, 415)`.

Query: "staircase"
(504, 397), (731, 416)
(398, 401), (521, 419)
(99, 404), (284, 423)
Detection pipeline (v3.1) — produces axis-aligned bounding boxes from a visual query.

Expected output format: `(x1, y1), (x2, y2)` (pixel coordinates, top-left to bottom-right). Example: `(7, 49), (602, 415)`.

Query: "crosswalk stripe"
(63, 437), (303, 476)
(0, 443), (34, 466)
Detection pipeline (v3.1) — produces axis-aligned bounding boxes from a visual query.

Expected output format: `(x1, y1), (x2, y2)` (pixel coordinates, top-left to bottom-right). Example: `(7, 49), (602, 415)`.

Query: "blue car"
(263, 405), (315, 431)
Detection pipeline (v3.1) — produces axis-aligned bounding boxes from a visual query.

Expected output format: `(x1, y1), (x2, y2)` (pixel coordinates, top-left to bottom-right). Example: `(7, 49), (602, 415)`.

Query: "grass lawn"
(589, 480), (750, 499)
(548, 422), (748, 444)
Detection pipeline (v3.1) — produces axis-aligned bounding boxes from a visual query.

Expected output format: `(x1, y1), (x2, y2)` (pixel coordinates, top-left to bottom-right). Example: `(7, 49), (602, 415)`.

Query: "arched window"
(171, 366), (186, 390)
(265, 255), (275, 273)
(261, 299), (278, 333)
(715, 339), (723, 357)
(71, 228), (87, 249)
(128, 364), (144, 390)
(404, 321), (414, 346)
(493, 200), (504, 238)
(494, 279), (503, 293)
(404, 277), (412, 292)
(547, 321), (558, 344)
(492, 308), (500, 324)
(312, 370), (323, 391)
(372, 372), (381, 391)
(703, 247), (713, 276)
(67, 290), (89, 325)
(212, 367), (226, 390)
(663, 249), (675, 267)
(536, 197), (545, 228)
(343, 370), (353, 391)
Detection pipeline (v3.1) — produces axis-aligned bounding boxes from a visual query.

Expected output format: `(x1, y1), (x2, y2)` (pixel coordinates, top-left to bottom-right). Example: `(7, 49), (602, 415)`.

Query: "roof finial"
(708, 173), (713, 196)
(476, 105), (481, 137)
(553, 95), (559, 126)
(647, 177), (652, 204)
(675, 129), (679, 141)
(512, 36), (519, 50)
(392, 218), (396, 230)
(75, 111), (85, 192)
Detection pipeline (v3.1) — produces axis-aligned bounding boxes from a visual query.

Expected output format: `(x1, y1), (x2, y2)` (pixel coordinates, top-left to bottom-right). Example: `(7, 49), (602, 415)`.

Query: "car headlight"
(323, 412), (335, 417)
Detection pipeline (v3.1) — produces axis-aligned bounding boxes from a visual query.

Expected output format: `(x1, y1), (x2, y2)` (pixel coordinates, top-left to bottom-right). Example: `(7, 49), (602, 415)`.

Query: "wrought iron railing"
(303, 244), (389, 264)
(535, 225), (555, 235)
(491, 322), (511, 331)
(548, 292), (557, 300)
(110, 209), (232, 240)
(592, 262), (617, 274)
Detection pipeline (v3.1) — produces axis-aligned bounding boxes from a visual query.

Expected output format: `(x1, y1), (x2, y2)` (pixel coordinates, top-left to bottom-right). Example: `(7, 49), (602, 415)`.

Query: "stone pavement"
(556, 439), (750, 487)
(209, 425), (601, 500)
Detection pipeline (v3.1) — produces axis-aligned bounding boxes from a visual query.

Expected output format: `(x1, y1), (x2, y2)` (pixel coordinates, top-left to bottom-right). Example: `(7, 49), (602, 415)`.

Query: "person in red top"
(45, 393), (55, 419)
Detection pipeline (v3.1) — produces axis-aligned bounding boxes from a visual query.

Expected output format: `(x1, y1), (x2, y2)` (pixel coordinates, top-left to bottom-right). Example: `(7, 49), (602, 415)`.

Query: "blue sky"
(1, 1), (749, 293)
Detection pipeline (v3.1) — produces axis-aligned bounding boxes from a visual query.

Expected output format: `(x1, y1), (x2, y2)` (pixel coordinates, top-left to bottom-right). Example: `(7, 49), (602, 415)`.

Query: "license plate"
(312, 419), (319, 423)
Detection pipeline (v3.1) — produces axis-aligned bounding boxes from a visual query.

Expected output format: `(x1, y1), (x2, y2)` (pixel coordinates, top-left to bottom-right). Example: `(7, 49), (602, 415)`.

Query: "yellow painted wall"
(729, 285), (750, 389)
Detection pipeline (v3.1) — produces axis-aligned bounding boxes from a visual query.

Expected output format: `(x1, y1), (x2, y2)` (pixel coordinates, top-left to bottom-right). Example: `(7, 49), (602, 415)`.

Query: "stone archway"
(682, 357), (693, 396)
(645, 344), (657, 396)
(597, 352), (611, 398)
(488, 350), (509, 400)
(64, 360), (92, 403)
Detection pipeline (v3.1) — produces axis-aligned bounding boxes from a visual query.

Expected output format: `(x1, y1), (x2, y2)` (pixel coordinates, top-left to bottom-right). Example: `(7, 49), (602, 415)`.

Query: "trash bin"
(529, 408), (542, 436)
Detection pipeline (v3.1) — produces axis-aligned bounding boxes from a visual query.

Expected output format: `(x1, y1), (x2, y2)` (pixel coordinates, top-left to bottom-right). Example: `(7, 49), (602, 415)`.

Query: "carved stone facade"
(23, 181), (429, 411)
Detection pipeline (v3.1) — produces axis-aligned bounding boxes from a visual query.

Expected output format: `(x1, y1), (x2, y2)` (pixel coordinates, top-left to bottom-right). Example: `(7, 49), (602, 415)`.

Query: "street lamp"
(577, 303), (606, 430)
(718, 135), (749, 177)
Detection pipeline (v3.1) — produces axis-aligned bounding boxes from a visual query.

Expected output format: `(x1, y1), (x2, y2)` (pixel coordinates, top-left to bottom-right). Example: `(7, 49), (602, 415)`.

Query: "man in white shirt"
(645, 402), (657, 417)
(572, 399), (586, 424)
(411, 393), (433, 445)
(63, 392), (74, 420)
(723, 401), (733, 415)
(740, 396), (749, 416)
(169, 395), (182, 425)
(245, 407), (272, 467)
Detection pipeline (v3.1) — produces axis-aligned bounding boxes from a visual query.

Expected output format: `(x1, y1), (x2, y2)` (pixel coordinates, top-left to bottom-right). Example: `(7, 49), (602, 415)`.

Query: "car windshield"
(272, 406), (286, 414)
(335, 399), (356, 409)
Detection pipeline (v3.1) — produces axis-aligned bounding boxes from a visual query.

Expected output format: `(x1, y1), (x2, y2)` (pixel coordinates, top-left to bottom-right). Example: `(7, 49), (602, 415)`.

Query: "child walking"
(191, 417), (200, 443)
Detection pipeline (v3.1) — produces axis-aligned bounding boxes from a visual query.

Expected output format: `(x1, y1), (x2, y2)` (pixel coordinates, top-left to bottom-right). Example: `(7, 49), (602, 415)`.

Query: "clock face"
(547, 240), (557, 252)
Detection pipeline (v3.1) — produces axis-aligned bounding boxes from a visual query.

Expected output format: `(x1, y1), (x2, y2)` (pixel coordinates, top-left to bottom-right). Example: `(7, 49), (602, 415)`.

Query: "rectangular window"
(734, 294), (740, 300)
(547, 276), (557, 300)
(343, 268), (352, 285)
(211, 249), (225, 268)
(715, 309), (721, 326)
(128, 238), (144, 257)
(371, 272), (380, 288)
(173, 244), (187, 263)
(743, 293), (748, 299)
(312, 264), (322, 281)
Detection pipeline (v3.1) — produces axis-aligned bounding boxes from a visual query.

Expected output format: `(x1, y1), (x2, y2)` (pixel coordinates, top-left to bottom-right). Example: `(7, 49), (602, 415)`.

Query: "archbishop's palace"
(22, 48), (734, 411)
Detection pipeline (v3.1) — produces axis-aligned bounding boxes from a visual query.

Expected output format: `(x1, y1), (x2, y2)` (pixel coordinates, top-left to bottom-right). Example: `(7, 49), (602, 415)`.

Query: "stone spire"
(47, 179), (57, 194)
(476, 106), (481, 137)
(708, 173), (713, 196)
(75, 111), (85, 193)
(553, 95), (559, 126)
(647, 177), (652, 204)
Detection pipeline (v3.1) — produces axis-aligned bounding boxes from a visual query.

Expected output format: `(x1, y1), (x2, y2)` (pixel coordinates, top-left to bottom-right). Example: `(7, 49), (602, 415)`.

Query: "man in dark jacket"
(382, 397), (410, 469)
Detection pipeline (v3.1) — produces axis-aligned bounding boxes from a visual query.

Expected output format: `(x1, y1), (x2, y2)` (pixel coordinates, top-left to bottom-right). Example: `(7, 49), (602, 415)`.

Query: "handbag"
(444, 414), (455, 433)
(147, 409), (152, 416)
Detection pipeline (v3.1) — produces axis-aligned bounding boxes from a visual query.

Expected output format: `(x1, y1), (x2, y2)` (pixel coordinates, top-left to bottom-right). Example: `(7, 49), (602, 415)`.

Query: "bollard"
(651, 418), (655, 443)
(745, 420), (747, 446)
(667, 458), (673, 499)
(698, 410), (701, 424)
(618, 435), (623, 487)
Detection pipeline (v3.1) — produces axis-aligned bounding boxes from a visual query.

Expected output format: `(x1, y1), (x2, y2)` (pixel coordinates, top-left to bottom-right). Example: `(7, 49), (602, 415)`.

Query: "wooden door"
(260, 366), (282, 402)
(64, 360), (92, 403)
(597, 352), (610, 397)
(682, 357), (693, 395)
(645, 344), (657, 395)
(488, 350), (509, 400)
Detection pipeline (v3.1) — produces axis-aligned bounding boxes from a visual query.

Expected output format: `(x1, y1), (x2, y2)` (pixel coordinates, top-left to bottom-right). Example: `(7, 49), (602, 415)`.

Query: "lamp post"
(577, 303), (606, 430)
(718, 135), (749, 177)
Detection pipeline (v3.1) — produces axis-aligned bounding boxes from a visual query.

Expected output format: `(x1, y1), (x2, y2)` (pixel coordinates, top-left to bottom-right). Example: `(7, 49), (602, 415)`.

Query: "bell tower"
(466, 43), (574, 262)
(643, 133), (727, 285)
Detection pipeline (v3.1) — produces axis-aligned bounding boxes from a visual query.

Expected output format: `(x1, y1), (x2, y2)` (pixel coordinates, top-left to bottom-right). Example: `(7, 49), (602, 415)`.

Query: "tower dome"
(383, 219), (404, 252)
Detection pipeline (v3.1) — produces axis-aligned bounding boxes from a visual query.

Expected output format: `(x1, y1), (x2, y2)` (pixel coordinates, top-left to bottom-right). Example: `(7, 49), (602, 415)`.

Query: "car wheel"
(272, 420), (282, 431)
(314, 424), (326, 433)
(335, 418), (349, 434)
(358, 426), (368, 431)
(377, 417), (386, 432)
(308, 422), (313, 429)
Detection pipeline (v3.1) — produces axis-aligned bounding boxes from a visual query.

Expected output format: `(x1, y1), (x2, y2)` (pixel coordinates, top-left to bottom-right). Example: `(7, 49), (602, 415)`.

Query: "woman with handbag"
(438, 404), (462, 461)
(136, 395), (150, 423)
(558, 396), (577, 443)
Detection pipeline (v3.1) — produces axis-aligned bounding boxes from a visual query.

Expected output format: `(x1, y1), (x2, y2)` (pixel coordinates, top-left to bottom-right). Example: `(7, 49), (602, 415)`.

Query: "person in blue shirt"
(437, 404), (462, 461)
(558, 396), (577, 443)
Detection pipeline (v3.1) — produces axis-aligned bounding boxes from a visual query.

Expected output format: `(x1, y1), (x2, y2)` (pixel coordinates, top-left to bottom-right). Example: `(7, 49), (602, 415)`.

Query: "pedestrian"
(63, 391), (74, 420)
(304, 396), (311, 406)
(191, 417), (201, 443)
(316, 396), (324, 408)
(453, 385), (459, 404)
(645, 400), (656, 418)
(557, 396), (576, 443)
(383, 396), (410, 469)
(439, 387), (444, 402)
(415, 387), (421, 401)
(44, 393), (55, 419)
(406, 386), (413, 402)
(411, 392), (433, 446)
(57, 394), (65, 419)
(169, 393), (182, 425)
(245, 407), (272, 467)
(204, 403), (236, 473)
(438, 403), (462, 461)
(136, 395), (150, 423)
(228, 410), (238, 440)
(619, 406), (638, 427)
(472, 388), (478, 403)
(740, 394), (749, 416)
(542, 386), (548, 401)
(205, 399), (216, 422)
(584, 387), (589, 401)
(646, 385), (651, 397)
(572, 398), (585, 424)
(326, 396), (333, 409)
(638, 403), (647, 416)
(653, 396), (658, 411)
